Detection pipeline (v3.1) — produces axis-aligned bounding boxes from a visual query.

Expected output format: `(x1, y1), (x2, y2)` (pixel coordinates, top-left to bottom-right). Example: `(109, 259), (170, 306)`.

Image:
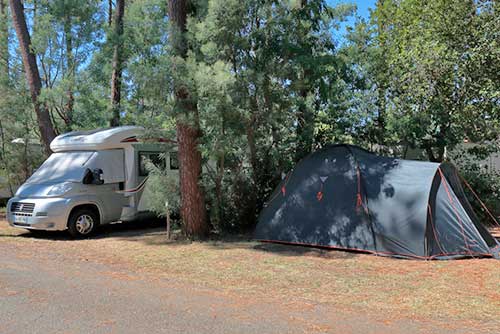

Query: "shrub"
(450, 144), (500, 227)
(142, 156), (180, 218)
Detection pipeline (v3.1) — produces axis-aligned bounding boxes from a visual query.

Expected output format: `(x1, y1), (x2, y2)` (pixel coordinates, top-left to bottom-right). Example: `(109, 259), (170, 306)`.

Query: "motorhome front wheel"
(68, 209), (98, 238)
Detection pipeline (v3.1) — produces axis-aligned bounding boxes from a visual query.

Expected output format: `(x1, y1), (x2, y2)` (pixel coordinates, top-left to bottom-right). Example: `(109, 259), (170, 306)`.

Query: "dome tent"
(255, 144), (500, 260)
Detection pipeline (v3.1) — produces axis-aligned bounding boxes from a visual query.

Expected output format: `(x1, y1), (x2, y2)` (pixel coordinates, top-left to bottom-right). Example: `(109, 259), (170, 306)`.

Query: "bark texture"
(294, 0), (314, 162)
(0, 0), (8, 81)
(63, 15), (74, 129)
(177, 119), (207, 237)
(9, 0), (56, 153)
(294, 87), (314, 162)
(109, 0), (125, 127)
(168, 0), (208, 238)
(108, 0), (113, 26)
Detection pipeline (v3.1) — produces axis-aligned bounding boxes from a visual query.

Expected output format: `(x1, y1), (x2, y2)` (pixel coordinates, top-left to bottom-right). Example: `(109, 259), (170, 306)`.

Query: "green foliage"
(356, 0), (500, 160)
(450, 144), (500, 225)
(0, 68), (46, 193)
(142, 157), (180, 218)
(123, 0), (173, 126)
(187, 0), (356, 228)
(29, 0), (106, 131)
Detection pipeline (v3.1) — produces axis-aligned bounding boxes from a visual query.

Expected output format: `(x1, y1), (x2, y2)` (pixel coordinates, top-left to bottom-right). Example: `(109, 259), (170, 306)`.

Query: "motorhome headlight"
(47, 182), (73, 196)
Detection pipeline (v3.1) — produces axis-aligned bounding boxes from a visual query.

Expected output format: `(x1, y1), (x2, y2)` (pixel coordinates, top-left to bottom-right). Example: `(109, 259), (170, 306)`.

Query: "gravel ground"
(0, 219), (498, 334)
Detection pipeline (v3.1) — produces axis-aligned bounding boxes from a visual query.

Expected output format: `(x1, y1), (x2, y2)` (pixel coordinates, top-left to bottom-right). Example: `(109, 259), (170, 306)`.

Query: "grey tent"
(255, 144), (500, 260)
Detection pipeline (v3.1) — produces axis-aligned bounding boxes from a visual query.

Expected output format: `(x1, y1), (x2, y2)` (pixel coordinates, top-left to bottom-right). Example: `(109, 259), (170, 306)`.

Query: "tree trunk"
(9, 0), (56, 154)
(246, 114), (258, 183)
(375, 3), (388, 146)
(0, 0), (8, 82)
(424, 145), (445, 163)
(63, 15), (74, 130)
(167, 0), (188, 57)
(213, 118), (226, 227)
(165, 204), (171, 240)
(374, 85), (386, 145)
(245, 116), (258, 223)
(294, 88), (314, 162)
(168, 0), (207, 238)
(177, 120), (207, 238)
(108, 0), (113, 26)
(109, 0), (124, 127)
(294, 0), (314, 162)
(0, 119), (14, 196)
(213, 154), (224, 226)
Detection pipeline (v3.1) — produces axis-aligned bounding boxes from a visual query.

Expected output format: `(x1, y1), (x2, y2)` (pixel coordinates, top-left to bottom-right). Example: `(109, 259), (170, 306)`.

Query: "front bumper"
(6, 197), (70, 231)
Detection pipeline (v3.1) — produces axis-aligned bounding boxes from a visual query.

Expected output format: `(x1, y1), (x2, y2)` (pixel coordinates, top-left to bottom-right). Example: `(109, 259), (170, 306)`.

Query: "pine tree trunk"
(109, 0), (125, 127)
(108, 0), (113, 26)
(0, 0), (8, 82)
(424, 145), (445, 163)
(295, 88), (314, 162)
(294, 0), (314, 162)
(63, 15), (74, 130)
(0, 0), (8, 184)
(168, 0), (207, 238)
(0, 120), (14, 196)
(9, 0), (56, 154)
(245, 97), (259, 221)
(165, 204), (171, 240)
(177, 120), (207, 237)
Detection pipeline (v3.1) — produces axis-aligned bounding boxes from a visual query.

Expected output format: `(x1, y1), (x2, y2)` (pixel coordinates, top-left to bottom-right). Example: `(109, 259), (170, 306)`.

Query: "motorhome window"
(26, 151), (96, 184)
(170, 152), (179, 170)
(139, 152), (164, 176)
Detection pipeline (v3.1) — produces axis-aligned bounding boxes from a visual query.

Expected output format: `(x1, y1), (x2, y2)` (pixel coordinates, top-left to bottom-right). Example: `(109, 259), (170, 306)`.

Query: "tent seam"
(343, 145), (378, 253)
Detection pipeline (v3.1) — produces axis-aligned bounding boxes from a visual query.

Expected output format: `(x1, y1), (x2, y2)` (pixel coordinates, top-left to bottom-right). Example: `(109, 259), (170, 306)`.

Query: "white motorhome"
(6, 126), (178, 237)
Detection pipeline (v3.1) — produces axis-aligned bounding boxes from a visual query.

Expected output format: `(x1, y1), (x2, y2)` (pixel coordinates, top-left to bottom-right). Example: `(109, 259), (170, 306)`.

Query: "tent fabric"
(254, 144), (500, 260)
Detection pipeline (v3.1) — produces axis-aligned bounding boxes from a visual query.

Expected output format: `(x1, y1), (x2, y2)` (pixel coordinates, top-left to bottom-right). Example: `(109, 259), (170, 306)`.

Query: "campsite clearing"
(0, 218), (499, 333)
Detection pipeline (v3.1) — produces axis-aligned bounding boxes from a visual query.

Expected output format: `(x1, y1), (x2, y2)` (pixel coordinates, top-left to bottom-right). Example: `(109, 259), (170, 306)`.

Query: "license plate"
(13, 216), (29, 224)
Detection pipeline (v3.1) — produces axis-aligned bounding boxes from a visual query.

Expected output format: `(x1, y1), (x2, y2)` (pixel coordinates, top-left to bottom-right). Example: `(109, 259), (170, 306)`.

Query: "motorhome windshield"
(27, 151), (96, 184)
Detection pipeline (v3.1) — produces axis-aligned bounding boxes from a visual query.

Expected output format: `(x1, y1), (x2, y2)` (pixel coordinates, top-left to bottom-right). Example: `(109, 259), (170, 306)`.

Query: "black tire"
(67, 208), (99, 238)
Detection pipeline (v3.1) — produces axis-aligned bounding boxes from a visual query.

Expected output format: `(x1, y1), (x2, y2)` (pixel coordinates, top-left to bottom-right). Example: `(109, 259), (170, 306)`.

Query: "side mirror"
(82, 168), (104, 185)
(83, 169), (93, 184)
(92, 168), (104, 185)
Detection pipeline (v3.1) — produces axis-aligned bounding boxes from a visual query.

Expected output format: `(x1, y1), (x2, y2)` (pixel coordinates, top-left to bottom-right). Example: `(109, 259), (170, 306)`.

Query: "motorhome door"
(136, 150), (164, 212)
(89, 149), (127, 222)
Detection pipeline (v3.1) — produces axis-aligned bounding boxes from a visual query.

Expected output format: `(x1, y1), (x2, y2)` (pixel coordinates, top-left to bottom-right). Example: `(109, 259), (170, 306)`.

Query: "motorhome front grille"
(10, 202), (35, 214)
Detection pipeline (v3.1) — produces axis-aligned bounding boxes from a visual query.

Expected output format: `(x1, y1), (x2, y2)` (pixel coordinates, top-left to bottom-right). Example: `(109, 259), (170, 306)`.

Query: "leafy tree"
(122, 0), (172, 129)
(450, 143), (500, 225)
(9, 0), (56, 153)
(191, 0), (354, 228)
(368, 0), (500, 161)
(142, 155), (180, 239)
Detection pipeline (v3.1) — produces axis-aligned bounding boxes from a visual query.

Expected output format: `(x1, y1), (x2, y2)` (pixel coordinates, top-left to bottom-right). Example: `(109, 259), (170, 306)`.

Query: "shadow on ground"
(250, 242), (359, 259)
(1, 218), (166, 241)
(1, 216), (362, 259)
(4, 215), (498, 260)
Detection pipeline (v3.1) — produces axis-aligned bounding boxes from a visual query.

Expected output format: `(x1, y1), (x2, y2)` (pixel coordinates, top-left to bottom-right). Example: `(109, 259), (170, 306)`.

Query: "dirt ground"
(1, 217), (499, 333)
